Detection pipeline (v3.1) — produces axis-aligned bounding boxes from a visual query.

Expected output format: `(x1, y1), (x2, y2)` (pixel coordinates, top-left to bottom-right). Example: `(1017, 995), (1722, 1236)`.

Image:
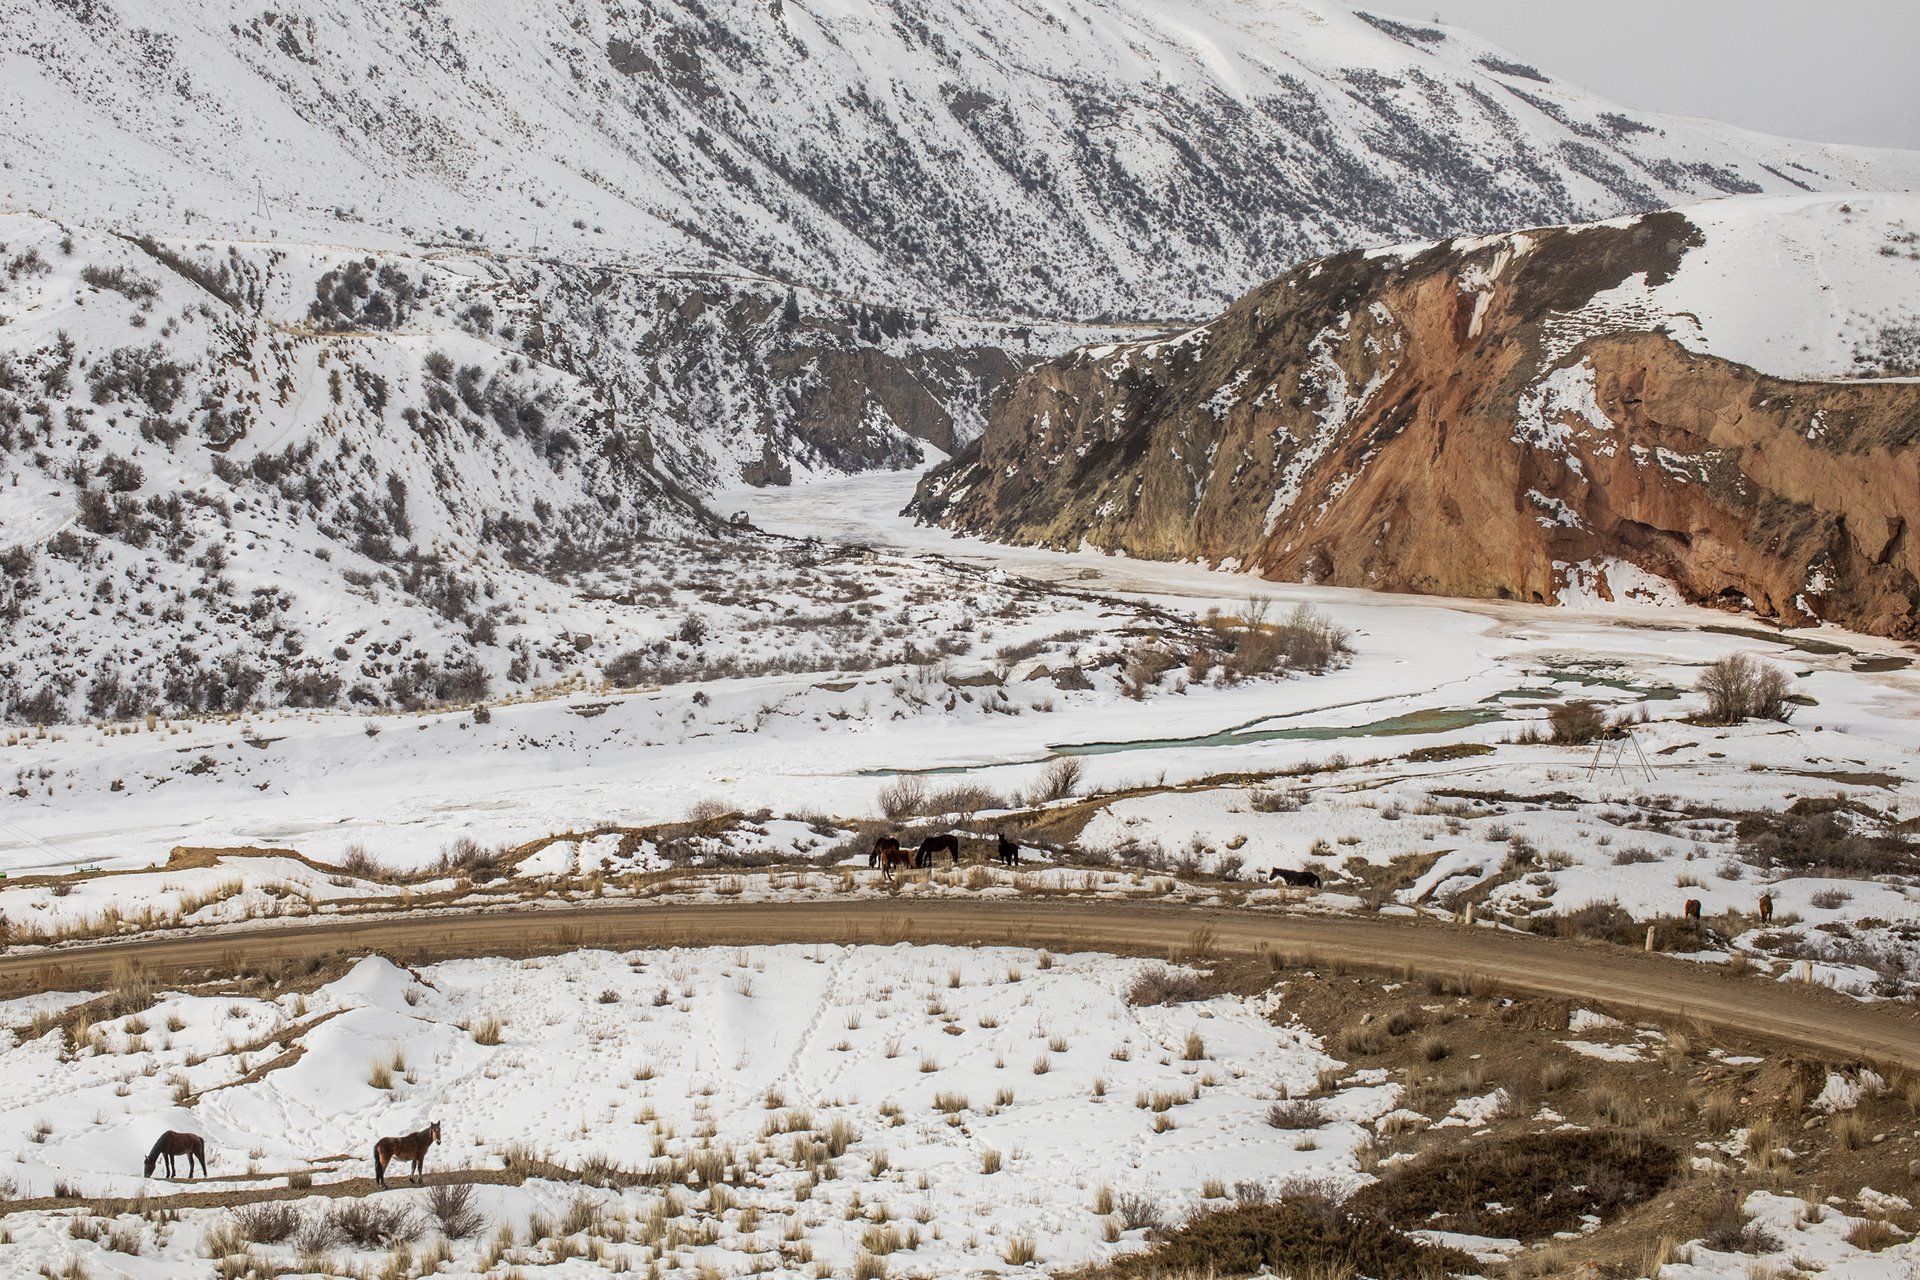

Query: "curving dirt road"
(6, 898), (1919, 1068)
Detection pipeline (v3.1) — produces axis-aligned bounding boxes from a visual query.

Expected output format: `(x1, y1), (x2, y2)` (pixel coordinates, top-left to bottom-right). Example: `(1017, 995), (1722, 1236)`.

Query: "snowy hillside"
(4, 0), (1918, 318)
(1557, 193), (1920, 379)
(0, 208), (1156, 722)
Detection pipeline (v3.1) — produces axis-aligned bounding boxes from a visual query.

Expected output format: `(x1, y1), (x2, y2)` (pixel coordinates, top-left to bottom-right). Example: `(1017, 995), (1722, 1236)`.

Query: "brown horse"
(374, 1121), (440, 1188)
(872, 837), (911, 880)
(1757, 893), (1774, 924)
(1683, 898), (1702, 921)
(143, 1130), (207, 1179)
(915, 833), (960, 868)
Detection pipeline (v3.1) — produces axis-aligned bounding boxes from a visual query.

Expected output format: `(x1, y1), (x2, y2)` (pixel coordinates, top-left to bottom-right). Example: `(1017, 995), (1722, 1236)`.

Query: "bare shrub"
(326, 1200), (422, 1250)
(1036, 757), (1083, 802)
(1114, 1192), (1162, 1232)
(436, 836), (500, 881)
(426, 1181), (485, 1239)
(1126, 966), (1223, 1006)
(878, 775), (928, 821)
(1266, 1100), (1326, 1129)
(231, 1203), (299, 1244)
(685, 797), (731, 823)
(338, 843), (381, 877)
(1227, 604), (1353, 678)
(924, 784), (1005, 817)
(1548, 700), (1607, 744)
(1697, 654), (1794, 724)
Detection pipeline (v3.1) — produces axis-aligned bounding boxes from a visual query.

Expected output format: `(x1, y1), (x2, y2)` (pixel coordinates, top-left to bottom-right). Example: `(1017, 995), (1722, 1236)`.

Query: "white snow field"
(0, 946), (1386, 1277)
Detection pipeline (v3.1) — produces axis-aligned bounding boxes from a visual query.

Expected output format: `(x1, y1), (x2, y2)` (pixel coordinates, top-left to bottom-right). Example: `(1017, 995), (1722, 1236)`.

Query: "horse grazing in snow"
(1757, 893), (1774, 924)
(374, 1121), (440, 1188)
(1683, 898), (1702, 922)
(144, 1130), (207, 1179)
(1269, 867), (1321, 889)
(915, 833), (961, 869)
(872, 837), (911, 880)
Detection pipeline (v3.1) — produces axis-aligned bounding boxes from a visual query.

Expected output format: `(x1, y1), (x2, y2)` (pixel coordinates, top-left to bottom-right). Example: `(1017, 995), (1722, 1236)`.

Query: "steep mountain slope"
(911, 195), (1920, 637)
(4, 0), (1918, 319)
(0, 212), (1102, 721)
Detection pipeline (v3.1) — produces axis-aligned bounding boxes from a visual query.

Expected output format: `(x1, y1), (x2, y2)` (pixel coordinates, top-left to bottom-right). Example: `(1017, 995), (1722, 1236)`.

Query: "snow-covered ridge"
(4, 0), (1917, 318)
(1577, 193), (1920, 381)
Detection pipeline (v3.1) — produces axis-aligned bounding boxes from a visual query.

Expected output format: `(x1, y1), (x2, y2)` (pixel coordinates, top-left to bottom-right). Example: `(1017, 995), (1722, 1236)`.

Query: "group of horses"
(144, 1122), (439, 1190)
(869, 831), (1021, 879)
(1684, 893), (1773, 923)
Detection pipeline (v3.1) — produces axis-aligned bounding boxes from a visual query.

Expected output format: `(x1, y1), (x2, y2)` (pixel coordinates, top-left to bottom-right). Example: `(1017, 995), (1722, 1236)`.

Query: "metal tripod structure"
(1588, 727), (1655, 783)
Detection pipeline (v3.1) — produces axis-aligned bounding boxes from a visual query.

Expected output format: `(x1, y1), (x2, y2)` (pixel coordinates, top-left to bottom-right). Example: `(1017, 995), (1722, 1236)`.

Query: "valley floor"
(6, 469), (1914, 876)
(3, 470), (1920, 1278)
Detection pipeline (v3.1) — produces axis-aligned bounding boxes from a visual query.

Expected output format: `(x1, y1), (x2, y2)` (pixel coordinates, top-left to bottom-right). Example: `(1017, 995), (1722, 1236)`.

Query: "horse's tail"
(373, 1140), (387, 1185)
(192, 1134), (208, 1177)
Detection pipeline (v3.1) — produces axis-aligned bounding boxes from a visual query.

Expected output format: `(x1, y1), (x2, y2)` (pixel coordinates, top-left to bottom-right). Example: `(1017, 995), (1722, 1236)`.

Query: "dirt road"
(6, 898), (1918, 1068)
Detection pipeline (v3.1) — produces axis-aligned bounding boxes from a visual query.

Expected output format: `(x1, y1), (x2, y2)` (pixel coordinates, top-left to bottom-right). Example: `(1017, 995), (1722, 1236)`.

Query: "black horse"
(1269, 867), (1322, 889)
(915, 833), (961, 868)
(144, 1131), (207, 1179)
(996, 832), (1021, 867)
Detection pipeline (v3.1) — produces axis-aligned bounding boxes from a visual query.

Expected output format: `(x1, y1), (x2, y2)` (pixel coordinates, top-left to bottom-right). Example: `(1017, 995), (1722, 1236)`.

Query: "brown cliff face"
(911, 212), (1920, 637)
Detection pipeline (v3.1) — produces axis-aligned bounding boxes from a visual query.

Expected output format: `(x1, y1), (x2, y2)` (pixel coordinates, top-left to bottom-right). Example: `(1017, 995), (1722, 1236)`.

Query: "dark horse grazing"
(1683, 898), (1703, 921)
(1269, 867), (1322, 889)
(872, 837), (912, 880)
(374, 1121), (440, 1188)
(143, 1130), (207, 1179)
(1758, 893), (1774, 924)
(916, 833), (961, 868)
(997, 832), (1021, 867)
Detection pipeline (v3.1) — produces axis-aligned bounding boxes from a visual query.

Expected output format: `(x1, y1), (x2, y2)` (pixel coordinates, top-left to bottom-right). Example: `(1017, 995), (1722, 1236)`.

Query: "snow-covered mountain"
(912, 194), (1920, 637)
(5, 0), (1918, 318)
(5, 0), (1920, 724)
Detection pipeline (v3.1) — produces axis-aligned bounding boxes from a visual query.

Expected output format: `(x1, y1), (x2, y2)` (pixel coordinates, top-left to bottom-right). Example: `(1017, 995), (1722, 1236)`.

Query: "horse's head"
(142, 1150), (157, 1177)
(428, 1120), (442, 1144)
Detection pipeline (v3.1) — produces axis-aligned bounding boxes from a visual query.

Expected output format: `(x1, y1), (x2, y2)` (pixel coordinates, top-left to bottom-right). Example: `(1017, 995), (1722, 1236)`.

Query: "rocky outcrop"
(911, 209), (1920, 637)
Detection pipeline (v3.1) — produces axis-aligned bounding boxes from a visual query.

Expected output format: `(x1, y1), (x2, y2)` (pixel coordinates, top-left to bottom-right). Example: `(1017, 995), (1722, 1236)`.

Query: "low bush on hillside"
(325, 1199), (423, 1249)
(426, 1181), (485, 1238)
(1736, 801), (1916, 879)
(1125, 965), (1224, 1006)
(1347, 1130), (1678, 1240)
(1108, 1190), (1470, 1279)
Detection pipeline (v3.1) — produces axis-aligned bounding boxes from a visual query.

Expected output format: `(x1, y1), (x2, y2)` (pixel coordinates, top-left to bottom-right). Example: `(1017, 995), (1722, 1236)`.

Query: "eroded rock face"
(911, 211), (1920, 636)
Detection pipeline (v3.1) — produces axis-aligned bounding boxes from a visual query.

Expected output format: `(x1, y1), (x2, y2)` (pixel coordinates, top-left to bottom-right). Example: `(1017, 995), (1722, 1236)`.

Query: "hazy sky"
(1365, 1), (1920, 150)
